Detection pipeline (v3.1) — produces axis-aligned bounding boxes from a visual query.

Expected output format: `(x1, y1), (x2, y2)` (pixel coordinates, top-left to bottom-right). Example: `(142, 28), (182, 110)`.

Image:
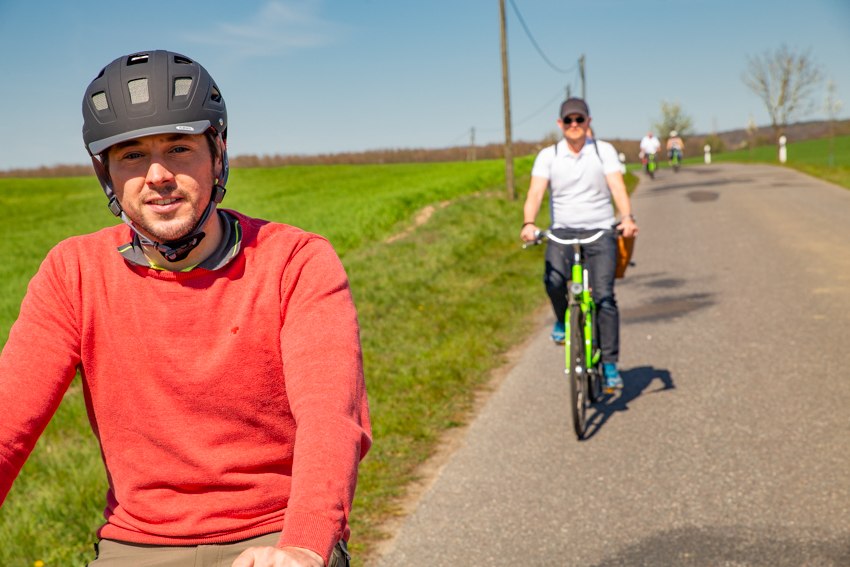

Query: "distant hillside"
(3, 119), (849, 178)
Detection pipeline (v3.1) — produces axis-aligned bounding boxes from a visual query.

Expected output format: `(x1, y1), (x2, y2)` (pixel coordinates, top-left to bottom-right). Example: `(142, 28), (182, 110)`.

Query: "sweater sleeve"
(277, 236), (372, 562)
(0, 245), (81, 504)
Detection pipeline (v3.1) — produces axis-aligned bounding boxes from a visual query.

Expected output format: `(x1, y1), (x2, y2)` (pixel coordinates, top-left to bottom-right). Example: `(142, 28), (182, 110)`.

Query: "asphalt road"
(372, 163), (850, 566)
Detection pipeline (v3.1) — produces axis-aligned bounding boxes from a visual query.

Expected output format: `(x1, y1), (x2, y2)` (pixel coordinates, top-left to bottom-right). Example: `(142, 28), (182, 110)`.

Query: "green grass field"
(0, 157), (555, 566)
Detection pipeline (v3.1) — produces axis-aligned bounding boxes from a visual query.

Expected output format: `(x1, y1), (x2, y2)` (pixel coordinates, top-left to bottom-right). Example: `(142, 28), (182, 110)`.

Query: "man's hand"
(617, 216), (638, 238)
(520, 223), (539, 243)
(232, 545), (323, 567)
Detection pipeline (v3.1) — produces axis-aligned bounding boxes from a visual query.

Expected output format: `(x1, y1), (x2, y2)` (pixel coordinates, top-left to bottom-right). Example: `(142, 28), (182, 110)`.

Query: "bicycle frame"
(569, 252), (601, 373)
(669, 148), (682, 171)
(643, 153), (657, 177)
(527, 229), (605, 439)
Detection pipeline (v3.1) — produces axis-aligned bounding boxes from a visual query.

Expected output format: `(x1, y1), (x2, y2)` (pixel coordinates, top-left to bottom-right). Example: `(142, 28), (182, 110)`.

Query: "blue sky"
(0, 0), (848, 170)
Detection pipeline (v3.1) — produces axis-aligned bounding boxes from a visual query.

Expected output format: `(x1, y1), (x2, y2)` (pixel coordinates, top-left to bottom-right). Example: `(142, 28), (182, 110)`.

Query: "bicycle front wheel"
(567, 304), (586, 439)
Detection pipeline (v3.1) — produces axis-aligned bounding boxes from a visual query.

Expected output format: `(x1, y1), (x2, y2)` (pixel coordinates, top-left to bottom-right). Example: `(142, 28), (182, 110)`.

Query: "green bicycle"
(527, 229), (606, 440)
(669, 148), (682, 172)
(642, 152), (658, 179)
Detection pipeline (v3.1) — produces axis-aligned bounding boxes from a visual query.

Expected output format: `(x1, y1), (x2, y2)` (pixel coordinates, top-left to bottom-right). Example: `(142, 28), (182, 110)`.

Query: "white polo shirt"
(531, 138), (620, 229)
(640, 135), (661, 155)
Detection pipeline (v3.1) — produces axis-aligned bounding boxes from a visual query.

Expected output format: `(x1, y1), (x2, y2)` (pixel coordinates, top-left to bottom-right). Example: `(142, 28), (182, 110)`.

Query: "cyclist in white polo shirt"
(520, 98), (638, 390)
(639, 131), (661, 174)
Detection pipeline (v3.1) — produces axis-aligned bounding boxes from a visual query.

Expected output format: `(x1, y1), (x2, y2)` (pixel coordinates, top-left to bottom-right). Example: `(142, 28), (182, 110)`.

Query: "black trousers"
(544, 227), (619, 363)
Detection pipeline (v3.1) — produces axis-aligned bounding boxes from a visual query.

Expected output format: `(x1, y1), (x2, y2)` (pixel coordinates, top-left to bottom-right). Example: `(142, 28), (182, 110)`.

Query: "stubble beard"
(132, 191), (204, 243)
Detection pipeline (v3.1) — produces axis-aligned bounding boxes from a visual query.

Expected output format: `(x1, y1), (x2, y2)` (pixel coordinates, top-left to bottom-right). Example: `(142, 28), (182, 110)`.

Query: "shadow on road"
(620, 292), (715, 324)
(588, 525), (850, 566)
(640, 176), (753, 195)
(581, 366), (674, 440)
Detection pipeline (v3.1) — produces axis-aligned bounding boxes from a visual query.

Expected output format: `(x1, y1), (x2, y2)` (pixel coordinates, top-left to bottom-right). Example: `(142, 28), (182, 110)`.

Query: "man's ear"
(214, 137), (226, 181)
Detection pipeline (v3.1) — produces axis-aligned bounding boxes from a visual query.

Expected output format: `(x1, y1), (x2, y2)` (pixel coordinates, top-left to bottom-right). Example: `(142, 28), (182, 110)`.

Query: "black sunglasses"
(562, 115), (586, 125)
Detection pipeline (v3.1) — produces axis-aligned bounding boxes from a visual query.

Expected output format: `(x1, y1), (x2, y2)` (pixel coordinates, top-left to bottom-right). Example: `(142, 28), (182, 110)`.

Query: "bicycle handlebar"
(522, 229), (606, 248)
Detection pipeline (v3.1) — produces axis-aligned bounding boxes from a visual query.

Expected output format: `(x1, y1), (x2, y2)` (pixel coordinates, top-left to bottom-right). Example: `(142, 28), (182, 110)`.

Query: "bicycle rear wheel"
(567, 304), (586, 439)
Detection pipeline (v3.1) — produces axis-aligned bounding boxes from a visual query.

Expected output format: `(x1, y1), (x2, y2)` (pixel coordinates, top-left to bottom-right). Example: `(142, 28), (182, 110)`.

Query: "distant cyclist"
(0, 50), (370, 567)
(639, 131), (661, 174)
(520, 98), (638, 390)
(667, 130), (684, 166)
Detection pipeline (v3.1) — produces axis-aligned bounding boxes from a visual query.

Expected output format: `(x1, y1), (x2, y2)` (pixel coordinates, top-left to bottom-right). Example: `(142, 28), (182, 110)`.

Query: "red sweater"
(0, 211), (371, 564)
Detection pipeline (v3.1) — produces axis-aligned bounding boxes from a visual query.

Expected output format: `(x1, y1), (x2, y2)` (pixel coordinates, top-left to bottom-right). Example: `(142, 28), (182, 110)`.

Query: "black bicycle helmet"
(82, 50), (229, 262)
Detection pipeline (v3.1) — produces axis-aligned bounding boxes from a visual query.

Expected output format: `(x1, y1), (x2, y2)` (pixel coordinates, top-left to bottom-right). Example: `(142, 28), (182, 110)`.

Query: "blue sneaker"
(551, 321), (565, 344)
(603, 362), (623, 391)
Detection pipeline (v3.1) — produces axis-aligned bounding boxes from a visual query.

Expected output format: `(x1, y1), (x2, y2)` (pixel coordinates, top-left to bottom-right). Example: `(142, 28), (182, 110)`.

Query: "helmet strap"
(143, 231), (207, 263)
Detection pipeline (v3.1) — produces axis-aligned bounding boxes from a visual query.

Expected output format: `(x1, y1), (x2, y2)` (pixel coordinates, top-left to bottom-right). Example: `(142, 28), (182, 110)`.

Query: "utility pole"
(579, 54), (586, 99)
(468, 127), (476, 161)
(499, 0), (515, 200)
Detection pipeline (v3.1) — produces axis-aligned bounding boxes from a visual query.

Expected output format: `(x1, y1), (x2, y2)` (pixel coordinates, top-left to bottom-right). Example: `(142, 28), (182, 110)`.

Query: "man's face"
(558, 113), (590, 144)
(106, 133), (219, 243)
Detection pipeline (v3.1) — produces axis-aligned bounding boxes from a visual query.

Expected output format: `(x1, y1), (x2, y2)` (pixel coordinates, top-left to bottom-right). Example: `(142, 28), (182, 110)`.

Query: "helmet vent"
(92, 91), (109, 111)
(174, 55), (193, 65)
(210, 85), (222, 103)
(128, 79), (150, 104)
(127, 53), (150, 66)
(174, 77), (193, 97)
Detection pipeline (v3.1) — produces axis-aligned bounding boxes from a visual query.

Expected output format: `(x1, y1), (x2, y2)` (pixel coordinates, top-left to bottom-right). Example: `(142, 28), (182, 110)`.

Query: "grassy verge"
(345, 188), (546, 560)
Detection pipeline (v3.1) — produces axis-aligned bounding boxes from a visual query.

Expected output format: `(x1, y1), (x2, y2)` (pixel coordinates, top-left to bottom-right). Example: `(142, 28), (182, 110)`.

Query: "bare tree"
(742, 45), (822, 140)
(654, 100), (694, 138)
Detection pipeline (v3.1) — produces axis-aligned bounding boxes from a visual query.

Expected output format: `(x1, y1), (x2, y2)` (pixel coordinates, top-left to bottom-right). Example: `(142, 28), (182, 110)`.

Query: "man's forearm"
(606, 174), (631, 217)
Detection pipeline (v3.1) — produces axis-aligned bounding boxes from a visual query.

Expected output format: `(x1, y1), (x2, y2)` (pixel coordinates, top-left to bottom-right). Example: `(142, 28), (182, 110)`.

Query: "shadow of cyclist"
(581, 366), (674, 440)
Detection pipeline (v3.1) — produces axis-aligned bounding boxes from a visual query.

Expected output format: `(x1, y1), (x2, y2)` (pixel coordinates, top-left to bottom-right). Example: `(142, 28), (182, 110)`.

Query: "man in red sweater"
(0, 50), (371, 567)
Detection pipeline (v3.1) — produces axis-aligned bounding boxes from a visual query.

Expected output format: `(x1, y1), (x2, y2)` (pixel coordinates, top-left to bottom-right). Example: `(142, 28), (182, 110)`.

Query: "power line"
(446, 85), (570, 147)
(508, 0), (577, 75)
(514, 87), (566, 127)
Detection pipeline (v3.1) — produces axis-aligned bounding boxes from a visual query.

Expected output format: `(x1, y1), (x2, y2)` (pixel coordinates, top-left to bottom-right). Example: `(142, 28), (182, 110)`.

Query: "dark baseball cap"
(559, 98), (590, 119)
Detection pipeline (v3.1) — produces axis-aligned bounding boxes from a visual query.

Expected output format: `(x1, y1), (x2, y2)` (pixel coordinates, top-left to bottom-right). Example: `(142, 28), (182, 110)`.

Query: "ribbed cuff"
(280, 509), (342, 565)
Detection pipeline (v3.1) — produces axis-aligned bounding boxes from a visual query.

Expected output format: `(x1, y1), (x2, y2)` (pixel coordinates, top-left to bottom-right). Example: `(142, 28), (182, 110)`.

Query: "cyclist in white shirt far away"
(639, 131), (661, 172)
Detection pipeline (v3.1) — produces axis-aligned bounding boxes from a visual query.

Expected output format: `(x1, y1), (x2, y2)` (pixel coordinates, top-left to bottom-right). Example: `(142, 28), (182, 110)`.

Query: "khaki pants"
(88, 532), (350, 567)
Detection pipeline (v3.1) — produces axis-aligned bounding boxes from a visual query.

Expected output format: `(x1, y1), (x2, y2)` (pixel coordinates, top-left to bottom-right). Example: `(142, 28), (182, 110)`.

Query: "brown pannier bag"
(615, 234), (635, 279)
